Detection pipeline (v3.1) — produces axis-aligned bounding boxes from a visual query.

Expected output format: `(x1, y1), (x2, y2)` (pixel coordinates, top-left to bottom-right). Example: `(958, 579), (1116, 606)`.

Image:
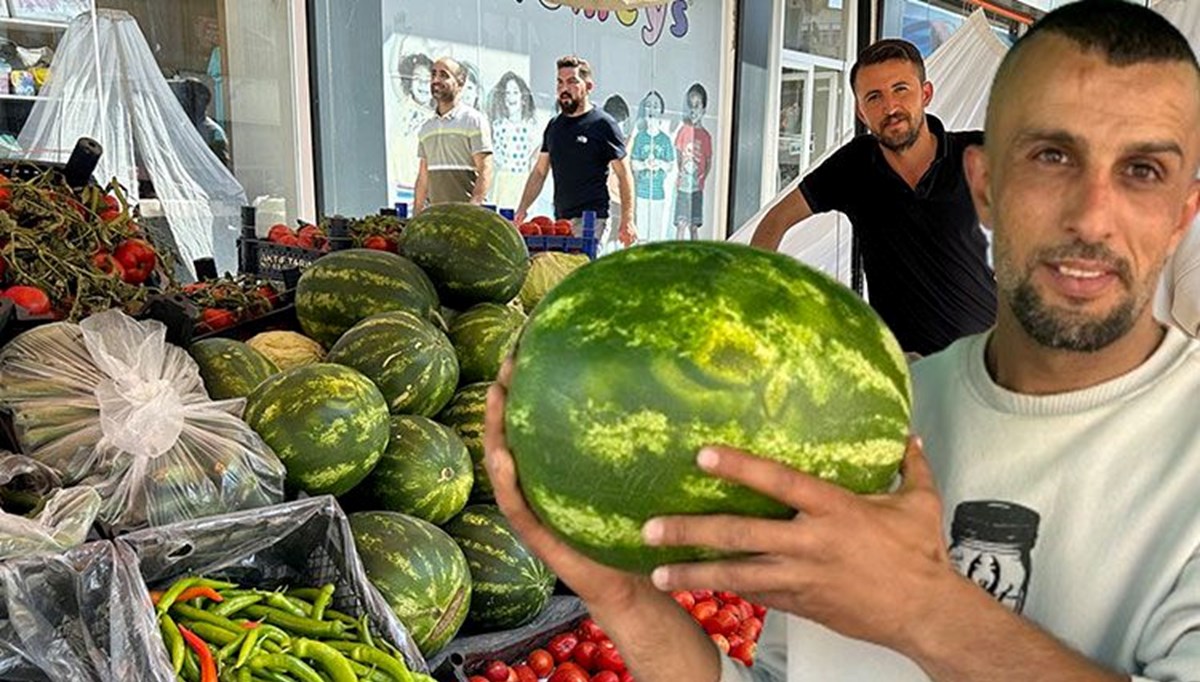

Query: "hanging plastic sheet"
(726, 10), (1007, 285)
(16, 10), (246, 277)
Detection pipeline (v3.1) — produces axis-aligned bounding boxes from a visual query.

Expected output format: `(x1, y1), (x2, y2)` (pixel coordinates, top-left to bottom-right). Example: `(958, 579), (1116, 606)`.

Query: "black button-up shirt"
(799, 115), (997, 356)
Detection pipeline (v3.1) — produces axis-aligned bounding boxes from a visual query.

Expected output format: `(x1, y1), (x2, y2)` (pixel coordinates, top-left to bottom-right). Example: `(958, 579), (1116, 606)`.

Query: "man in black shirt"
(751, 39), (997, 356)
(515, 56), (636, 247)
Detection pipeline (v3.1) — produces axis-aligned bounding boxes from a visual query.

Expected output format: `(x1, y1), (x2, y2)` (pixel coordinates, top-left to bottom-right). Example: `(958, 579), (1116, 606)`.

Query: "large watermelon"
(435, 382), (492, 502)
(295, 249), (440, 347)
(398, 203), (530, 308)
(366, 415), (473, 525)
(189, 338), (278, 400)
(243, 363), (389, 496)
(443, 504), (554, 632)
(349, 511), (472, 656)
(327, 311), (460, 416)
(505, 242), (912, 573)
(447, 303), (526, 385)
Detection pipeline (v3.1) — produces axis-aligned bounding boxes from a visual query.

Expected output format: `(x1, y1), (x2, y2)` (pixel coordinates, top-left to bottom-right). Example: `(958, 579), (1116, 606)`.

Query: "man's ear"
(963, 145), (993, 229)
(922, 81), (934, 108)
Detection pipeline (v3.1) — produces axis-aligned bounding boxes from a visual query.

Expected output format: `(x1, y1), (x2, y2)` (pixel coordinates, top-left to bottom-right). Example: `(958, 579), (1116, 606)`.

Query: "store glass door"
(776, 65), (812, 190)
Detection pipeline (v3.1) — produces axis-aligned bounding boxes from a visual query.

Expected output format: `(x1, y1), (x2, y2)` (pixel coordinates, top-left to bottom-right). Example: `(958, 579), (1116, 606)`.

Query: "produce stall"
(0, 151), (911, 679)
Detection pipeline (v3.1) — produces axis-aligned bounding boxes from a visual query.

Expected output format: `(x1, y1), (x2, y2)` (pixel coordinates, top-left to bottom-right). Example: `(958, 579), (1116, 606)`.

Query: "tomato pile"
(518, 215), (573, 237)
(470, 591), (766, 682)
(181, 276), (280, 333)
(0, 173), (169, 321)
(265, 222), (330, 251)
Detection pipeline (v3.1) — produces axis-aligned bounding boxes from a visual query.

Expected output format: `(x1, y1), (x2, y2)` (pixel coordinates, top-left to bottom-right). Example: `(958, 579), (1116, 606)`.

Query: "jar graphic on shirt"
(948, 500), (1040, 614)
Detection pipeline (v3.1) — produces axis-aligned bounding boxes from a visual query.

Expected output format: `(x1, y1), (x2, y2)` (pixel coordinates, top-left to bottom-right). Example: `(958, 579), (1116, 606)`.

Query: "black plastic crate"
(237, 209), (354, 282)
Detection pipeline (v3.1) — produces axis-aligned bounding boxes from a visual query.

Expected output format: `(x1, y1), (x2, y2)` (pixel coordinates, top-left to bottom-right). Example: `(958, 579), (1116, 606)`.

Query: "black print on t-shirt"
(947, 500), (1041, 614)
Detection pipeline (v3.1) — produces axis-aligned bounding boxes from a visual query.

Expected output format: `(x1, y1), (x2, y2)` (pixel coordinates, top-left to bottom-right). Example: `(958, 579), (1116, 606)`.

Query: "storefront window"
(783, 0), (845, 60)
(881, 0), (1016, 56)
(315, 0), (728, 246)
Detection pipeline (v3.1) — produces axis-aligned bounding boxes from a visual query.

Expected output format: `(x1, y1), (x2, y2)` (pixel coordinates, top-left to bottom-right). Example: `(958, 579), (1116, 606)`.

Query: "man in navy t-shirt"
(515, 55), (637, 247)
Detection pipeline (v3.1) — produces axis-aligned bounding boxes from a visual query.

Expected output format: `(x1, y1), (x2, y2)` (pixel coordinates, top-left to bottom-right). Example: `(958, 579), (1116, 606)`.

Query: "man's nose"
(1063, 169), (1116, 242)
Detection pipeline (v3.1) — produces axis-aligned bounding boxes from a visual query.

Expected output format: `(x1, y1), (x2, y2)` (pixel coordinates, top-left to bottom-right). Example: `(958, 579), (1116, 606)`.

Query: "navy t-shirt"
(542, 108), (626, 219)
(799, 115), (997, 356)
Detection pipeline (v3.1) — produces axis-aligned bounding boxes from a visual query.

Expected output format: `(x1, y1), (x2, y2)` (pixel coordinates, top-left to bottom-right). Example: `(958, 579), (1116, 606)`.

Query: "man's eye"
(1126, 163), (1162, 182)
(1035, 149), (1068, 165)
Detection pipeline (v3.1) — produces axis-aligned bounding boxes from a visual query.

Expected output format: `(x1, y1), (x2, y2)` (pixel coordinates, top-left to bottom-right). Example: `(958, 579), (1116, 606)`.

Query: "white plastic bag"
(0, 310), (285, 535)
(0, 453), (100, 560)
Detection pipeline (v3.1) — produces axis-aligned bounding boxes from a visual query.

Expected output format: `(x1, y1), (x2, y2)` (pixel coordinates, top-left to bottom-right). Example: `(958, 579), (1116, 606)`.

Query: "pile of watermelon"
(471, 591), (767, 682)
(186, 202), (565, 657)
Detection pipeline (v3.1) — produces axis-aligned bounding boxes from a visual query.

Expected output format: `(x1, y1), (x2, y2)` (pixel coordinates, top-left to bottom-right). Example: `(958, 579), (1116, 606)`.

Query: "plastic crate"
(237, 209), (354, 282)
(523, 219), (600, 260)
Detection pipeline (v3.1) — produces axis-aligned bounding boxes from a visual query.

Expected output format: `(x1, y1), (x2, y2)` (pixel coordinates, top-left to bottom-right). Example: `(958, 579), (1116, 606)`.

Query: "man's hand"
(514, 209), (527, 226)
(643, 437), (953, 651)
(618, 219), (638, 247)
(484, 360), (651, 613)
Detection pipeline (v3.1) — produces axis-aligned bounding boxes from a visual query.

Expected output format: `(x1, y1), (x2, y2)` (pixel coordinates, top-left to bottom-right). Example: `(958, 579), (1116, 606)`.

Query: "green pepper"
(235, 626), (262, 669)
(310, 583), (335, 621)
(240, 605), (346, 639)
(156, 577), (202, 617)
(323, 641), (413, 682)
(211, 594), (265, 618)
(289, 639), (358, 682)
(171, 603), (246, 634)
(246, 653), (325, 682)
(264, 591), (309, 618)
(159, 614), (186, 674)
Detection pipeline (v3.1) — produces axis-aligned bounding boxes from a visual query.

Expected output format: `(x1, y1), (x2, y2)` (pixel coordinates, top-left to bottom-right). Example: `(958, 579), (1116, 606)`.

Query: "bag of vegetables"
(0, 309), (285, 535)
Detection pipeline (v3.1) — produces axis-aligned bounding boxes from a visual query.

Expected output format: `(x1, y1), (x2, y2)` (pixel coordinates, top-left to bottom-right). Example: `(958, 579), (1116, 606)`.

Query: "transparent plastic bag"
(426, 596), (586, 678)
(0, 541), (173, 681)
(0, 452), (62, 514)
(117, 496), (427, 674)
(0, 484), (100, 560)
(0, 310), (286, 535)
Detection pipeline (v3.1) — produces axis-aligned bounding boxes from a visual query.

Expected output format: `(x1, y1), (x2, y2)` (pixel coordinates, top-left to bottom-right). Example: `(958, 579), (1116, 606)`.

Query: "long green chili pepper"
(211, 594), (265, 618)
(159, 614), (186, 674)
(217, 629), (250, 663)
(155, 576), (201, 617)
(357, 613), (375, 649)
(246, 653), (325, 682)
(322, 608), (359, 625)
(180, 646), (201, 682)
(235, 625), (262, 669)
(264, 591), (308, 617)
(240, 605), (347, 638)
(184, 622), (238, 646)
(285, 587), (322, 602)
(323, 640), (413, 682)
(310, 583), (335, 621)
(170, 603), (245, 634)
(289, 638), (358, 682)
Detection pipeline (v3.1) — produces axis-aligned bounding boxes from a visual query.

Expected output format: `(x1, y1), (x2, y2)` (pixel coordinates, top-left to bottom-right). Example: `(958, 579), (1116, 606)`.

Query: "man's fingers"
(696, 445), (852, 516)
(643, 514), (804, 556)
(898, 435), (936, 493)
(649, 556), (794, 595)
(483, 382), (508, 458)
(496, 356), (515, 390)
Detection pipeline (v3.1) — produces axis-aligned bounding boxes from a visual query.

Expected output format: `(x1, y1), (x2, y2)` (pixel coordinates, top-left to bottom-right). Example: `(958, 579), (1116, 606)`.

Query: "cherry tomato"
(92, 251), (125, 279)
(548, 662), (589, 682)
(1, 285), (51, 315)
(593, 648), (625, 674)
(483, 660), (511, 682)
(590, 672), (620, 682)
(512, 664), (538, 682)
(691, 599), (719, 623)
(547, 632), (579, 664)
(576, 618), (608, 644)
(201, 307), (236, 331)
(572, 640), (599, 671)
(526, 649), (555, 677)
(710, 633), (730, 655)
(672, 591), (696, 612)
(729, 640), (757, 667)
(362, 234), (399, 252)
(468, 677), (490, 682)
(98, 194), (121, 222)
(267, 224), (293, 242)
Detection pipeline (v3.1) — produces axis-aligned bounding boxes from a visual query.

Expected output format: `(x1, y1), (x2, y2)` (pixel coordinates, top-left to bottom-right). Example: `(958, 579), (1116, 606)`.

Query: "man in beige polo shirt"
(413, 57), (493, 212)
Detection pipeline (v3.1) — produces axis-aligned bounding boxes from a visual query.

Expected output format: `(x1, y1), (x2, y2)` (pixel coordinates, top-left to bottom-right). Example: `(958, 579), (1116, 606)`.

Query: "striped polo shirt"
(417, 104), (493, 205)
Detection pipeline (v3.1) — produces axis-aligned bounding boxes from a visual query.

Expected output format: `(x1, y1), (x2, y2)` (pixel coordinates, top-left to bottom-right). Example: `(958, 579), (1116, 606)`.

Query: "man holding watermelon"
(486, 1), (1200, 680)
(750, 38), (997, 358)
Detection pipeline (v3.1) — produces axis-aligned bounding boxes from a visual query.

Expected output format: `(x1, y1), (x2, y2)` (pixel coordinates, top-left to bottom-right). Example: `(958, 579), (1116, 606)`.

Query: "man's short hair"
(434, 57), (467, 87)
(849, 39), (926, 93)
(987, 0), (1200, 133)
(556, 55), (593, 82)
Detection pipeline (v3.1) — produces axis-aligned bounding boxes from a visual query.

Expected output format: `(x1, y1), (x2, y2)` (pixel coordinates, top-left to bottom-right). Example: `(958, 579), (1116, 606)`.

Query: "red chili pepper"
(177, 624), (217, 682)
(174, 586), (225, 603)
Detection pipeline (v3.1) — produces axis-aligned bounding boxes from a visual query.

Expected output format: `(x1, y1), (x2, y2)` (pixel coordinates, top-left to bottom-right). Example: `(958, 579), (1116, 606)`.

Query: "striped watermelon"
(505, 242), (912, 573)
(367, 415), (473, 525)
(243, 363), (389, 496)
(189, 338), (278, 400)
(398, 203), (530, 308)
(443, 504), (554, 632)
(327, 310), (460, 416)
(435, 382), (492, 502)
(447, 303), (526, 385)
(349, 511), (472, 656)
(295, 249), (440, 347)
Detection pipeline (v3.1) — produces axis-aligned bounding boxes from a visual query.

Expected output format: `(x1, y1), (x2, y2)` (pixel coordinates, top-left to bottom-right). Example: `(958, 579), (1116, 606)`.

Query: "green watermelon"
(243, 363), (389, 496)
(398, 203), (530, 308)
(505, 242), (912, 573)
(435, 382), (492, 502)
(367, 415), (473, 525)
(327, 310), (460, 416)
(189, 338), (278, 400)
(443, 504), (554, 632)
(296, 249), (440, 347)
(447, 303), (526, 385)
(349, 511), (472, 656)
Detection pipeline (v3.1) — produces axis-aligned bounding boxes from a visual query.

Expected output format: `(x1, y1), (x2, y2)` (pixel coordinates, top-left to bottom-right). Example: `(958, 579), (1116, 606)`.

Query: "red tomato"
(468, 677), (490, 682)
(518, 222), (541, 236)
(512, 664), (538, 682)
(691, 599), (719, 623)
(201, 307), (236, 331)
(691, 589), (714, 602)
(547, 632), (579, 664)
(710, 633), (731, 655)
(93, 251), (125, 279)
(1, 285), (51, 315)
(0, 186), (11, 211)
(530, 215), (553, 228)
(716, 591), (740, 604)
(618, 673), (634, 682)
(362, 234), (399, 252)
(275, 233), (301, 247)
(672, 591), (696, 612)
(526, 649), (555, 677)
(553, 219), (574, 236)
(736, 616), (763, 642)
(572, 640), (599, 671)
(267, 223), (293, 242)
(751, 603), (767, 619)
(98, 194), (121, 222)
(710, 607), (741, 635)
(726, 634), (745, 650)
(576, 618), (608, 644)
(484, 660), (511, 682)
(113, 238), (157, 284)
(590, 672), (620, 682)
(548, 662), (589, 682)
(729, 640), (757, 667)
(256, 284), (279, 308)
(593, 648), (625, 674)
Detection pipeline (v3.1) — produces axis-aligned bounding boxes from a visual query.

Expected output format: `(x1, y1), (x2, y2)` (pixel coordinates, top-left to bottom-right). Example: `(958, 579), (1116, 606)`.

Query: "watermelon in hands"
(504, 242), (912, 573)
